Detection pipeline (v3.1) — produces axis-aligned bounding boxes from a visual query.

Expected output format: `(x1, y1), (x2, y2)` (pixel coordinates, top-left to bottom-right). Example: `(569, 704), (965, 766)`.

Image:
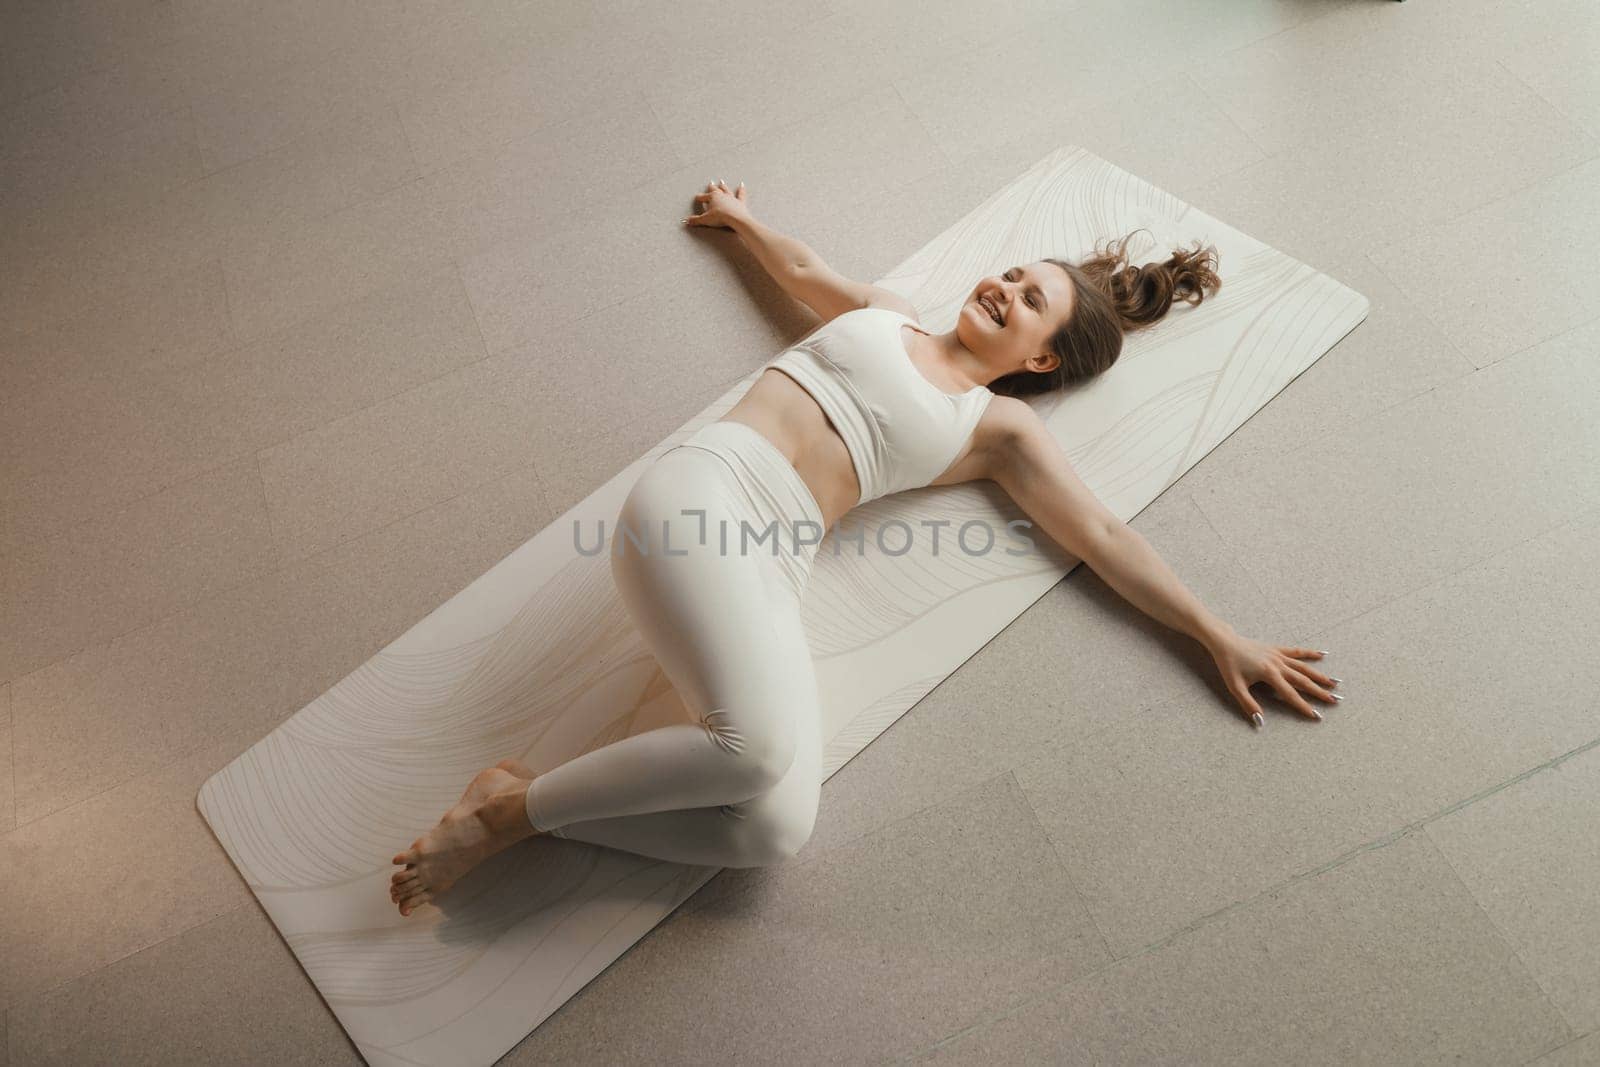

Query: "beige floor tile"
(0, 454), (276, 686)
(396, 0), (830, 176)
(1365, 0), (1600, 61)
(0, 738), (257, 1008)
(0, 258), (231, 415)
(645, 13), (896, 165)
(914, 831), (1572, 1064)
(0, 37), (191, 188)
(2, 266), (485, 558)
(0, 683), (12, 832)
(1169, 72), (1599, 260)
(189, 66), (403, 182)
(1188, 316), (1600, 638)
(0, 0), (180, 109)
(0, 105), (202, 248)
(892, 0), (1344, 167)
(1496, 18), (1600, 139)
(0, 103), (421, 342)
(182, 99), (421, 251)
(420, 88), (683, 264)
(822, 0), (1076, 84)
(1369, 156), (1600, 369)
(0, 207), (214, 337)
(175, 2), (408, 173)
(1014, 502), (1600, 956)
(166, 0), (396, 92)
(5, 445), (554, 824)
(220, 177), (461, 345)
(1530, 1029), (1600, 1066)
(458, 81), (948, 359)
(4, 904), (359, 1066)
(1202, 0), (1509, 154)
(506, 772), (1108, 1064)
(779, 155), (1005, 289)
(1426, 744), (1600, 1035)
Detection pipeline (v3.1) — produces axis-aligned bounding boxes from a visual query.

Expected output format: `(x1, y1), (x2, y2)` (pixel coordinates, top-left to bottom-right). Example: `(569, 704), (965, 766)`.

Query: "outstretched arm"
(687, 179), (914, 323)
(986, 398), (1341, 728)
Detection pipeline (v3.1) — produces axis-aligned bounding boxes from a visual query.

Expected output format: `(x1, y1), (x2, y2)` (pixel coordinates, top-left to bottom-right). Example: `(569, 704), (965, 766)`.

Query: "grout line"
(253, 452), (281, 572)
(1421, 827), (1580, 1044)
(1357, 248), (1480, 375)
(890, 80), (954, 172)
(1184, 489), (1279, 628)
(1229, 490), (1597, 653)
(1364, 145), (1600, 265)
(903, 730), (1600, 1061)
(1276, 301), (1600, 468)
(6, 899), (257, 1015)
(1490, 55), (1597, 144)
(1007, 768), (1116, 964)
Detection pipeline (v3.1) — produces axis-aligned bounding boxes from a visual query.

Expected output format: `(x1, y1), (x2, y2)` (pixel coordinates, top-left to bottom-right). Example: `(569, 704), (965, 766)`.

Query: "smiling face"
(960, 261), (1076, 376)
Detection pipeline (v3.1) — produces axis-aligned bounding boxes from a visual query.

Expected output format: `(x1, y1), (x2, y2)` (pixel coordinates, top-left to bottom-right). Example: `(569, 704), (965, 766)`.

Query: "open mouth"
(978, 293), (1003, 326)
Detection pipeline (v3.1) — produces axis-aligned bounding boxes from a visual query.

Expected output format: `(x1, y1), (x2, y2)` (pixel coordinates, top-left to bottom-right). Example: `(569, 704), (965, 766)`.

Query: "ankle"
(479, 782), (539, 839)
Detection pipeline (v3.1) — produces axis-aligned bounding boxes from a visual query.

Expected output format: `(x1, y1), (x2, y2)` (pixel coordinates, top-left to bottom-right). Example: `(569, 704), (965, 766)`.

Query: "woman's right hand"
(684, 179), (751, 230)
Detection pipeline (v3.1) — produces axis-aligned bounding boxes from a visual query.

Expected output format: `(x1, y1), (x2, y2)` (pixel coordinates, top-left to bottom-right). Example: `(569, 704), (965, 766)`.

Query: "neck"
(928, 327), (994, 391)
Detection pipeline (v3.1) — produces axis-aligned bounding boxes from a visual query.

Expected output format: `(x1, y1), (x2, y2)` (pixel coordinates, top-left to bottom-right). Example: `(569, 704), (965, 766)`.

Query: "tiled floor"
(3, 0), (1599, 1063)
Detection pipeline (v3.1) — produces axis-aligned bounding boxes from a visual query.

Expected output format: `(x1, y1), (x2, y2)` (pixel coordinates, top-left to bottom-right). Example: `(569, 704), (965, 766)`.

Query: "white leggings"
(523, 419), (827, 868)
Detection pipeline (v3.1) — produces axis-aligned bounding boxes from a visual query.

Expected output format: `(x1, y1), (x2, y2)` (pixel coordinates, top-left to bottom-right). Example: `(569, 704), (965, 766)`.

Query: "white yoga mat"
(197, 144), (1369, 1066)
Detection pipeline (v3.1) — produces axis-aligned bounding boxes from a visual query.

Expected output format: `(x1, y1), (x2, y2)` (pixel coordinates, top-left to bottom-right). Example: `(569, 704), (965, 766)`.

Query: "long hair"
(988, 230), (1223, 397)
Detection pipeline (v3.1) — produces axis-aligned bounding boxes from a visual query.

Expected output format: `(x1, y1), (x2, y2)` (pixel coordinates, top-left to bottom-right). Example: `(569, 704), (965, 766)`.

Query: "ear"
(1026, 350), (1061, 375)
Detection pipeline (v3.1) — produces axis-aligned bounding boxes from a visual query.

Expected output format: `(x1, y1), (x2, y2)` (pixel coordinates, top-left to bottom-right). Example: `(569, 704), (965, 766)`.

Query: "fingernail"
(1330, 693), (1343, 703)
(1311, 709), (1323, 720)
(1251, 712), (1263, 728)
(1318, 650), (1331, 656)
(1331, 677), (1342, 685)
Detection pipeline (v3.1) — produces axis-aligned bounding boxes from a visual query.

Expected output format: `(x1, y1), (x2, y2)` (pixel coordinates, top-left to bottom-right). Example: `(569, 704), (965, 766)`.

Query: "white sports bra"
(762, 306), (994, 506)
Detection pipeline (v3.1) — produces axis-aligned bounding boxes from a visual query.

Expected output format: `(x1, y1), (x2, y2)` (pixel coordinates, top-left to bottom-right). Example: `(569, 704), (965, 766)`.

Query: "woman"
(390, 180), (1342, 915)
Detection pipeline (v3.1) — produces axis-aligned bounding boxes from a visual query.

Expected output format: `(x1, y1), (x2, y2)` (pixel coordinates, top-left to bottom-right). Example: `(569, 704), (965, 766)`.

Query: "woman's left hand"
(1210, 634), (1339, 728)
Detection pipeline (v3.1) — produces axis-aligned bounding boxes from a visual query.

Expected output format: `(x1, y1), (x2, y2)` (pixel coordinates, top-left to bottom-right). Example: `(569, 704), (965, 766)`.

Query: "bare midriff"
(719, 368), (860, 532)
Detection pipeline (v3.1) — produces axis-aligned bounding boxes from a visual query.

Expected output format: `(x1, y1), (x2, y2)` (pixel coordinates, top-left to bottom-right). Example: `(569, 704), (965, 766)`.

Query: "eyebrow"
(1007, 266), (1048, 311)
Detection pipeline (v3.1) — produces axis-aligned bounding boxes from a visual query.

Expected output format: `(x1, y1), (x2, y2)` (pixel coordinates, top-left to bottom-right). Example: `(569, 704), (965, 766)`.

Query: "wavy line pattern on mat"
(198, 144), (1369, 1066)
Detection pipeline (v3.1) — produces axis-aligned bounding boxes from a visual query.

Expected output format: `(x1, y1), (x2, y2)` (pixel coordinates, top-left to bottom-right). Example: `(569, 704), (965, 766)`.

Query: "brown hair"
(989, 230), (1223, 397)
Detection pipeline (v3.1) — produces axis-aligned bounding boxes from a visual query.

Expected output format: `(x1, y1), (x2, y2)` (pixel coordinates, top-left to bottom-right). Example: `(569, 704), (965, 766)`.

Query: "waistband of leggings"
(670, 419), (825, 532)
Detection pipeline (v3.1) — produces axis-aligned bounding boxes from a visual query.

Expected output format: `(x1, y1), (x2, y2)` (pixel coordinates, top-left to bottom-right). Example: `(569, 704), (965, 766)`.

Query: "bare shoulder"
(926, 393), (1037, 488)
(860, 287), (921, 322)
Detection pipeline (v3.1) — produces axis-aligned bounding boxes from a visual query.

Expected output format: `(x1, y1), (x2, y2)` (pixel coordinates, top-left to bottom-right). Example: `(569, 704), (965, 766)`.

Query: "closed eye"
(1004, 268), (1042, 311)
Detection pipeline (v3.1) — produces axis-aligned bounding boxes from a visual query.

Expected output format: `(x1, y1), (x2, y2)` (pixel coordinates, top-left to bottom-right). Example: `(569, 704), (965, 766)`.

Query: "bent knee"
(722, 799), (817, 867)
(725, 821), (815, 869)
(700, 709), (796, 790)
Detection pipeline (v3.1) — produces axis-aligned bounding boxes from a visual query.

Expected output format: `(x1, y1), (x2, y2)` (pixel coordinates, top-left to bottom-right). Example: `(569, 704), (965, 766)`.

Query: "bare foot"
(495, 757), (535, 779)
(389, 766), (537, 916)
